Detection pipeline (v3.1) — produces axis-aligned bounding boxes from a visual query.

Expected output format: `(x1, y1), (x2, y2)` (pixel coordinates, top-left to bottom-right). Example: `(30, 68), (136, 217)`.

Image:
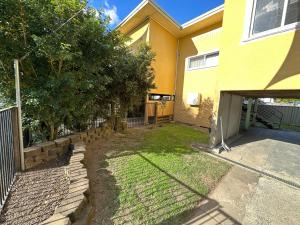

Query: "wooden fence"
(259, 105), (300, 126)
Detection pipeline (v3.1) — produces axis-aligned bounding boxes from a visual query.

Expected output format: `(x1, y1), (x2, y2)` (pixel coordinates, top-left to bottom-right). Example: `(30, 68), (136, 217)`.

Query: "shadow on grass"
(102, 150), (239, 225)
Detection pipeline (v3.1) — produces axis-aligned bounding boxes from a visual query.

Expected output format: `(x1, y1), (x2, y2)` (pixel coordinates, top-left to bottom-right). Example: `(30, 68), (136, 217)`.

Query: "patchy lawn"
(281, 124), (300, 132)
(86, 123), (231, 225)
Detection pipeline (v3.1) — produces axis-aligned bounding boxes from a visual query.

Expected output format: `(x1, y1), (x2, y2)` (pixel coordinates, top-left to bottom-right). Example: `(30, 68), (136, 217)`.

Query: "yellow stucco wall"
(126, 20), (150, 50)
(219, 0), (300, 91)
(174, 24), (222, 128)
(124, 19), (177, 117)
(149, 19), (178, 96)
(210, 0), (300, 145)
(121, 0), (300, 132)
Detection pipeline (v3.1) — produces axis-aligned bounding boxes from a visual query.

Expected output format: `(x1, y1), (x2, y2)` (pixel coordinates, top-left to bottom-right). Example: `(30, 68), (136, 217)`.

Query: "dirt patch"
(0, 154), (70, 225)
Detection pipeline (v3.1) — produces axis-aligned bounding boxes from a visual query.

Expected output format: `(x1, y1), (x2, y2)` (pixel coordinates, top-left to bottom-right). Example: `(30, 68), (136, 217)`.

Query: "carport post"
(245, 98), (253, 130)
(252, 99), (258, 126)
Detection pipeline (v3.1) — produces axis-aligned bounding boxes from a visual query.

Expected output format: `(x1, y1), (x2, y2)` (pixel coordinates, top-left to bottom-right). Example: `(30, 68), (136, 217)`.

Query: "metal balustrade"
(0, 107), (19, 212)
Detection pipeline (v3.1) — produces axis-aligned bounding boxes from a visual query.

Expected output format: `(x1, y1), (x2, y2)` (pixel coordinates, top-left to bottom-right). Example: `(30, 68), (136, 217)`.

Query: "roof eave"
(116, 0), (181, 30)
(181, 4), (224, 29)
(116, 0), (149, 29)
(117, 1), (224, 37)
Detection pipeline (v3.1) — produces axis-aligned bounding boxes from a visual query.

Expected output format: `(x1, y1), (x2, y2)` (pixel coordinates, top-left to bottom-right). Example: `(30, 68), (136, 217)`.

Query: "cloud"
(94, 9), (100, 19)
(103, 0), (120, 26)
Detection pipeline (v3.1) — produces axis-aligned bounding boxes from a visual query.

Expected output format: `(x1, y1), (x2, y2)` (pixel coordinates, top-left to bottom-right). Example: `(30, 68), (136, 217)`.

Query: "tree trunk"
(49, 124), (55, 141)
(49, 123), (58, 141)
(110, 102), (116, 130)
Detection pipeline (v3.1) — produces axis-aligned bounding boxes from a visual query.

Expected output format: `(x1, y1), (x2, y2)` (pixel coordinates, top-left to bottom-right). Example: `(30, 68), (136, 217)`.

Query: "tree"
(105, 43), (155, 127)
(0, 0), (155, 142)
(275, 98), (300, 104)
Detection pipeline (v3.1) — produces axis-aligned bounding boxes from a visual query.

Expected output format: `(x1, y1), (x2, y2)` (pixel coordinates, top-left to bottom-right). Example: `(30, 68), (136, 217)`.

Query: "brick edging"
(40, 123), (113, 225)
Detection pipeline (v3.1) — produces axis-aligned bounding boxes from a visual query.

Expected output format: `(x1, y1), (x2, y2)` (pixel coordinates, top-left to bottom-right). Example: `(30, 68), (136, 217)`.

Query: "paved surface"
(184, 128), (300, 225)
(220, 127), (300, 185)
(183, 166), (300, 225)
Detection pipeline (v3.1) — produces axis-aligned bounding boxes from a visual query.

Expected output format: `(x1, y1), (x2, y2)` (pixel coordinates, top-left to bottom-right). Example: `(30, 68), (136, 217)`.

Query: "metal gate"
(0, 107), (20, 211)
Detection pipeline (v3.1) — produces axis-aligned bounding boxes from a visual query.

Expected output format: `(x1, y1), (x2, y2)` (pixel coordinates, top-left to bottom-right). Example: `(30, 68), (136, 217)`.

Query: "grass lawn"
(88, 123), (231, 225)
(281, 124), (300, 132)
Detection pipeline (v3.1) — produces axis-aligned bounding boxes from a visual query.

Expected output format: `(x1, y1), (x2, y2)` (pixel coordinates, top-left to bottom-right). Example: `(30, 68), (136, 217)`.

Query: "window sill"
(186, 65), (218, 71)
(242, 22), (300, 44)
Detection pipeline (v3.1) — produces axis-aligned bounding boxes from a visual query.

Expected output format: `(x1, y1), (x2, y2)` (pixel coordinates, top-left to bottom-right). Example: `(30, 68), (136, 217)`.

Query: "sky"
(88, 0), (224, 27)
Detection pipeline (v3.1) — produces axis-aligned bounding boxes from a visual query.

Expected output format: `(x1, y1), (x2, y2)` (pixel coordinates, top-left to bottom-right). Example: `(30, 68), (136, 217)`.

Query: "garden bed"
(0, 154), (70, 225)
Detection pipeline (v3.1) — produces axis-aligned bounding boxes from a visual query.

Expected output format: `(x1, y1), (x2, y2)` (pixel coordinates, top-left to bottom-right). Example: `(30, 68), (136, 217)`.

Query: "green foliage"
(0, 0), (155, 141)
(275, 98), (300, 104)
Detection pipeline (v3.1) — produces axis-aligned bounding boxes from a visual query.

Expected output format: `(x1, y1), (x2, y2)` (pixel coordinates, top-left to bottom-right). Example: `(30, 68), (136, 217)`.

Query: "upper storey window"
(285, 0), (300, 24)
(249, 0), (300, 37)
(187, 51), (219, 70)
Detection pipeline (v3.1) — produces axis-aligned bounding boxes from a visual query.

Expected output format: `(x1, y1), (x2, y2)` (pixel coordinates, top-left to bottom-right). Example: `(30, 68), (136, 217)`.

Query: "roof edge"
(116, 0), (148, 29)
(117, 1), (224, 35)
(148, 0), (181, 29)
(116, 0), (181, 30)
(182, 4), (224, 29)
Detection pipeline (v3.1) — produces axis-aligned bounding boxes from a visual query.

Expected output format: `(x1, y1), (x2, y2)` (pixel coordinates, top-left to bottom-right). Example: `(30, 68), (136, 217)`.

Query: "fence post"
(144, 97), (149, 125)
(14, 59), (25, 171)
(154, 102), (158, 124)
(11, 107), (21, 171)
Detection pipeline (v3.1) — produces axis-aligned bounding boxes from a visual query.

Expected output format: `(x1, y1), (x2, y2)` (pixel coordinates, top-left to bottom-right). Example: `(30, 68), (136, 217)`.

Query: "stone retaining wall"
(36, 123), (113, 225)
(24, 123), (112, 169)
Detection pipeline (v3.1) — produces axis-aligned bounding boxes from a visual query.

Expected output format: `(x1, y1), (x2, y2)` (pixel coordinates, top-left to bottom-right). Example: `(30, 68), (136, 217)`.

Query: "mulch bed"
(0, 154), (70, 225)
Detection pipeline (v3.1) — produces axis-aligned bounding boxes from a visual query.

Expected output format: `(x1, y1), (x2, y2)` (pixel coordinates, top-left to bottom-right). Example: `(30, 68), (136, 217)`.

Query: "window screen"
(189, 55), (205, 69)
(252, 0), (285, 34)
(188, 52), (219, 70)
(285, 0), (300, 25)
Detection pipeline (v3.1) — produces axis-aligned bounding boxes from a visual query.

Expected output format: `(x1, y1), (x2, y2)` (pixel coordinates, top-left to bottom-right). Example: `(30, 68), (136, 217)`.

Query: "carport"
(213, 90), (300, 186)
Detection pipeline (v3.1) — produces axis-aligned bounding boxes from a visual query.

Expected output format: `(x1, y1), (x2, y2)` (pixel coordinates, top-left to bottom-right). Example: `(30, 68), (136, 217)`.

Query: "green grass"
(105, 124), (230, 225)
(281, 124), (300, 132)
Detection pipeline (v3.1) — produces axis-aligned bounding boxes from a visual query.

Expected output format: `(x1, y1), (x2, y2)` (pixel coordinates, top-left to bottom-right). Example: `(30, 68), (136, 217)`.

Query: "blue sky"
(88, 0), (224, 27)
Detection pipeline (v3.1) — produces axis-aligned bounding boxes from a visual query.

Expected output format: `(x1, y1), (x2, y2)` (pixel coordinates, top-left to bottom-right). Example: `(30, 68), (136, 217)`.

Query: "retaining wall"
(24, 123), (112, 170)
(31, 122), (114, 225)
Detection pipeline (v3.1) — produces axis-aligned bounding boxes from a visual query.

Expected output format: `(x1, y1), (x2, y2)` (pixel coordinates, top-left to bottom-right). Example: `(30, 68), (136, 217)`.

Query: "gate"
(0, 107), (20, 212)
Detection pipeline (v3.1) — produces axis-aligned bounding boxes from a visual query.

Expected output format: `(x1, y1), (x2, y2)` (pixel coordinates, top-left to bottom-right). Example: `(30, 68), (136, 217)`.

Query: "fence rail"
(127, 117), (145, 128)
(0, 107), (20, 212)
(57, 118), (106, 138)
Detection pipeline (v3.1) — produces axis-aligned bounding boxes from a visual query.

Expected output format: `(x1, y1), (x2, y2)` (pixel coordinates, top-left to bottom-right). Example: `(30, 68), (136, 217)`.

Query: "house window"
(285, 0), (300, 25)
(251, 0), (300, 36)
(148, 94), (174, 101)
(187, 51), (219, 70)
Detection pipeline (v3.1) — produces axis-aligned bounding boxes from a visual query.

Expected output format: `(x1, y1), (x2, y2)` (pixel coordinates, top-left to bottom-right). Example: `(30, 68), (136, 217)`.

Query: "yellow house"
(118, 0), (300, 146)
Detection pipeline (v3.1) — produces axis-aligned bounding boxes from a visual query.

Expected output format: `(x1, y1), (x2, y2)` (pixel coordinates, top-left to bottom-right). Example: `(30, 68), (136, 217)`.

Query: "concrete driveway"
(220, 127), (300, 185)
(183, 127), (300, 225)
(183, 166), (300, 225)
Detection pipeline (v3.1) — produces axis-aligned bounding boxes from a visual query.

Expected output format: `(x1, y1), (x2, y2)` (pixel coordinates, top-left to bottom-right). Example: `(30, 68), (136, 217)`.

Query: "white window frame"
(243, 0), (300, 42)
(186, 50), (219, 71)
